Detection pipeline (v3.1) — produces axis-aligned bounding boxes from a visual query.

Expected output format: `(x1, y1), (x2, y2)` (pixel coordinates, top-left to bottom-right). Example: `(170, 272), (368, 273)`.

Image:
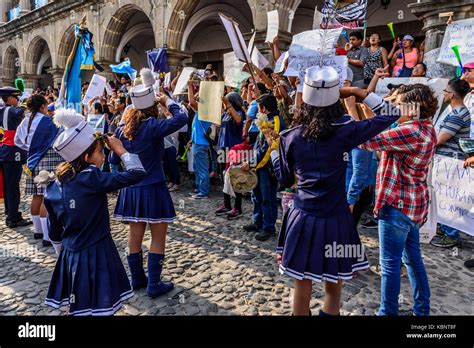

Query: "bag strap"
(3, 107), (10, 130)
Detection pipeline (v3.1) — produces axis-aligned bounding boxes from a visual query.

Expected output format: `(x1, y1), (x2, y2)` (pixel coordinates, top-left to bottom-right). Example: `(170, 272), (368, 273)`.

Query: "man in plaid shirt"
(360, 83), (438, 316)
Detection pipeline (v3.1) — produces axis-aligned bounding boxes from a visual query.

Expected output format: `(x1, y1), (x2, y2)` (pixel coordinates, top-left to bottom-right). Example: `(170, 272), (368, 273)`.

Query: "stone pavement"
(0, 176), (473, 316)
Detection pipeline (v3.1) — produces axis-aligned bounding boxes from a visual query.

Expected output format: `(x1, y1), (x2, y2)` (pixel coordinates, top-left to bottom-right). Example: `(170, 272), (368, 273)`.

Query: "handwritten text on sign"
(432, 154), (474, 236)
(437, 18), (474, 66)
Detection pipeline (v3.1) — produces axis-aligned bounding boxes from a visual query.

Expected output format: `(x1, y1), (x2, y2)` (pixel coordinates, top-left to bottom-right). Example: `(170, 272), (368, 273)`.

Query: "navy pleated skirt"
(45, 235), (133, 316)
(114, 182), (176, 223)
(277, 208), (369, 283)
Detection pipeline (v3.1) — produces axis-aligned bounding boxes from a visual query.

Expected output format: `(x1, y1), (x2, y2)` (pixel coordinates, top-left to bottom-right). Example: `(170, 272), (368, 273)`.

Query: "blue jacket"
(0, 106), (27, 162)
(110, 102), (187, 186)
(44, 158), (146, 251)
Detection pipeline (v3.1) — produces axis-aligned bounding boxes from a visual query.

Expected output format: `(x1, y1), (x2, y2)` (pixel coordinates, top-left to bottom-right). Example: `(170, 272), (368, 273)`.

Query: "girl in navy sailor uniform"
(268, 66), (401, 316)
(111, 68), (187, 298)
(43, 108), (146, 316)
(14, 95), (63, 246)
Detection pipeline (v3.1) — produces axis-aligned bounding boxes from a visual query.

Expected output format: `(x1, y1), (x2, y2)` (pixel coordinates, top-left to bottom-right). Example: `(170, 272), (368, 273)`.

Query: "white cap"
(130, 68), (157, 110)
(302, 66), (340, 107)
(53, 109), (96, 162)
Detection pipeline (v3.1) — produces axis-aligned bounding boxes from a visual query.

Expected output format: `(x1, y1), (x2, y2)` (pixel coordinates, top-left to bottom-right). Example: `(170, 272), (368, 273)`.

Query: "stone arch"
(101, 4), (155, 65)
(166, 0), (200, 50)
(3, 46), (20, 82)
(25, 37), (52, 75)
(57, 24), (76, 69)
(288, 0), (324, 33)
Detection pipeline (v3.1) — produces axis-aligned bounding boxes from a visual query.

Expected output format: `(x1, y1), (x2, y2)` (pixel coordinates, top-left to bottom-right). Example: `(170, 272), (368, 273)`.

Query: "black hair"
(25, 94), (48, 141)
(262, 67), (274, 77)
(349, 31), (363, 41)
(257, 94), (278, 113)
(256, 82), (270, 96)
(417, 62), (427, 72)
(398, 84), (438, 120)
(292, 101), (345, 140)
(94, 102), (103, 114)
(448, 78), (471, 99)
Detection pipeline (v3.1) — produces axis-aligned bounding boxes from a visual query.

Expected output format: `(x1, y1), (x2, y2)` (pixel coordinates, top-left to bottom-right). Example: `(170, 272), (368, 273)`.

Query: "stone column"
(19, 0), (31, 16)
(409, 1), (474, 52)
(46, 68), (65, 89)
(0, 1), (7, 23)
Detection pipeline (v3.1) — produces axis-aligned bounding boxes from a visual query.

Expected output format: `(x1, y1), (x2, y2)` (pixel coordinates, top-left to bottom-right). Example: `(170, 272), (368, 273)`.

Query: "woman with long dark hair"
(14, 94), (62, 246)
(112, 68), (187, 299)
(268, 66), (403, 316)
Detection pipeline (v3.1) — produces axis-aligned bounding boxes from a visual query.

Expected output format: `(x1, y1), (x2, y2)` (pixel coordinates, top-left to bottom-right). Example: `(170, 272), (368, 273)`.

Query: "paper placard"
(220, 13), (251, 63)
(265, 10), (279, 43)
(431, 154), (474, 236)
(375, 77), (449, 120)
(87, 114), (105, 134)
(173, 67), (196, 95)
(198, 81), (225, 125)
(82, 74), (106, 106)
(164, 72), (171, 88)
(224, 52), (250, 88)
(437, 18), (474, 66)
(274, 51), (289, 73)
(294, 56), (348, 92)
(251, 47), (269, 70)
(423, 48), (456, 79)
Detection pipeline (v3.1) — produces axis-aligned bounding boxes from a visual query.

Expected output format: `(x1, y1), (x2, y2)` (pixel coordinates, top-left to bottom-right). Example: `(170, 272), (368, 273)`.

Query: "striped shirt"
(436, 106), (471, 159)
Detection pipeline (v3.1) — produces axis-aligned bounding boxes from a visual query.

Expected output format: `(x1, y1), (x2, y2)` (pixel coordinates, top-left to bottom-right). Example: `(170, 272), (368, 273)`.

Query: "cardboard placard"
(198, 81), (225, 125)
(173, 67), (196, 95)
(437, 18), (474, 67)
(220, 13), (251, 63)
(82, 74), (107, 106)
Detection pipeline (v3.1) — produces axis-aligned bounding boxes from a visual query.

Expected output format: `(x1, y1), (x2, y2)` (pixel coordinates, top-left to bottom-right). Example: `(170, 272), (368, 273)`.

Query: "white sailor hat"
(130, 68), (159, 110)
(53, 109), (96, 162)
(303, 66), (340, 107)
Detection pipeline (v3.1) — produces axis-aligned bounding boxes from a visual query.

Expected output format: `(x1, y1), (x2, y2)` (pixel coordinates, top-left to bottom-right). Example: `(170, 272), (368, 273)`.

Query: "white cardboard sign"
(265, 10), (279, 43)
(220, 13), (251, 63)
(437, 18), (474, 67)
(173, 67), (196, 95)
(82, 74), (106, 106)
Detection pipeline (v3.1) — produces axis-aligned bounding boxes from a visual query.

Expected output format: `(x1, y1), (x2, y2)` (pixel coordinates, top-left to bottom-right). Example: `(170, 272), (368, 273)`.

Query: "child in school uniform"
(112, 68), (188, 298)
(42, 108), (146, 316)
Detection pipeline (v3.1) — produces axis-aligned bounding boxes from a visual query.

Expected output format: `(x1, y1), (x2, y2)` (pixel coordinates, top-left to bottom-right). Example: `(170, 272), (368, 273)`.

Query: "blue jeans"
(378, 206), (430, 316)
(251, 168), (278, 232)
(193, 144), (210, 196)
(439, 223), (460, 240)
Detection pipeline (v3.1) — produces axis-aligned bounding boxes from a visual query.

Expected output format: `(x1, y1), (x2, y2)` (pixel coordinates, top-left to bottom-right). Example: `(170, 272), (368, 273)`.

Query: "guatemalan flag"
(147, 48), (169, 78)
(110, 59), (137, 81)
(59, 24), (96, 112)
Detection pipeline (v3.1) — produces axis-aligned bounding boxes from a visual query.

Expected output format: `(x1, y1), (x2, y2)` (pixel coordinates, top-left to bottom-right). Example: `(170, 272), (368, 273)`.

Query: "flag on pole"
(59, 18), (97, 112)
(147, 48), (169, 77)
(110, 59), (137, 81)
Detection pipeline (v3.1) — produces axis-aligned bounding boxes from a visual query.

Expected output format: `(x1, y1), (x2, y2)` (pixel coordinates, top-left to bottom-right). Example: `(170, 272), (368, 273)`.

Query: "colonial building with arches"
(0, 0), (472, 89)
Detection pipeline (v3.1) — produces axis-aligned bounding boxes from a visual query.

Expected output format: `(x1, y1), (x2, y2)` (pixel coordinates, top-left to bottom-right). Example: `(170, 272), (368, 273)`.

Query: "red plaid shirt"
(360, 98), (437, 225)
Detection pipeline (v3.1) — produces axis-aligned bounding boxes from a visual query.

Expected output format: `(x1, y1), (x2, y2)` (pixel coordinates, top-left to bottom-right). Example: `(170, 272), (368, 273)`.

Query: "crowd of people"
(0, 26), (473, 317)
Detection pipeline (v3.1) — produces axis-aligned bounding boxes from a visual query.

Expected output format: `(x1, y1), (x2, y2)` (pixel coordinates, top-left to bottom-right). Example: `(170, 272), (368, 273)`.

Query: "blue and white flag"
(110, 59), (137, 80)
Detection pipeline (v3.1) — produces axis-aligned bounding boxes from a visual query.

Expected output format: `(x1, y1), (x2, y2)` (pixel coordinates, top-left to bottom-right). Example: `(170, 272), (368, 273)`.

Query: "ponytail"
(25, 94), (48, 142)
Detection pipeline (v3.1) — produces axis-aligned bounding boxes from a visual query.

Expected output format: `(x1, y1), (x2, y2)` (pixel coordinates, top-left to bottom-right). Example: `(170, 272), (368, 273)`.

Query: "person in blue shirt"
(215, 92), (246, 219)
(43, 108), (146, 316)
(187, 79), (212, 199)
(244, 83), (271, 145)
(112, 69), (188, 299)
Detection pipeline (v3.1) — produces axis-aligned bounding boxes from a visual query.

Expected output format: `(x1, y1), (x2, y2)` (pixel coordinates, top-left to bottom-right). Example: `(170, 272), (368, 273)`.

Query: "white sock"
(40, 217), (50, 242)
(32, 215), (43, 235)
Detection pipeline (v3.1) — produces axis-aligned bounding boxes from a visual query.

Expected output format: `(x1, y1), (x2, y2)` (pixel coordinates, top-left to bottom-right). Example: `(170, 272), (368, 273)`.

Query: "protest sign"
(87, 114), (105, 134)
(265, 10), (279, 43)
(295, 55), (347, 92)
(219, 13), (251, 63)
(173, 67), (196, 95)
(82, 74), (106, 106)
(437, 18), (474, 67)
(423, 48), (456, 79)
(274, 51), (289, 73)
(431, 154), (474, 236)
(312, 6), (323, 30)
(22, 88), (33, 99)
(198, 81), (225, 125)
(251, 47), (269, 70)
(321, 0), (368, 29)
(223, 52), (250, 88)
(163, 72), (171, 89)
(375, 77), (448, 120)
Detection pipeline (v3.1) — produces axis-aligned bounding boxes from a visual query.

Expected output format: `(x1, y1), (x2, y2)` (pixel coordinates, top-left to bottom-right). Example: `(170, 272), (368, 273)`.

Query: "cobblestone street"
(0, 175), (472, 316)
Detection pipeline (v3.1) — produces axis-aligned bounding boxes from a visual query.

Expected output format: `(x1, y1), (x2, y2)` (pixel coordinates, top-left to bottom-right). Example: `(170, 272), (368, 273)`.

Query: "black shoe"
(255, 229), (275, 241)
(9, 219), (33, 228)
(243, 223), (262, 232)
(34, 233), (44, 240)
(464, 259), (474, 269)
(42, 240), (52, 247)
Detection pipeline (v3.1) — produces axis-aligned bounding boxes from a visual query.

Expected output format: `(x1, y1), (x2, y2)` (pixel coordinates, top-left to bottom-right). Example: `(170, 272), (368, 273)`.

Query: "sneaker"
(430, 235), (461, 248)
(255, 229), (275, 241)
(42, 240), (52, 247)
(227, 209), (242, 220)
(210, 172), (219, 178)
(190, 193), (209, 199)
(168, 184), (180, 192)
(215, 204), (231, 216)
(361, 219), (378, 229)
(243, 223), (262, 232)
(9, 219), (33, 228)
(369, 265), (381, 276)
